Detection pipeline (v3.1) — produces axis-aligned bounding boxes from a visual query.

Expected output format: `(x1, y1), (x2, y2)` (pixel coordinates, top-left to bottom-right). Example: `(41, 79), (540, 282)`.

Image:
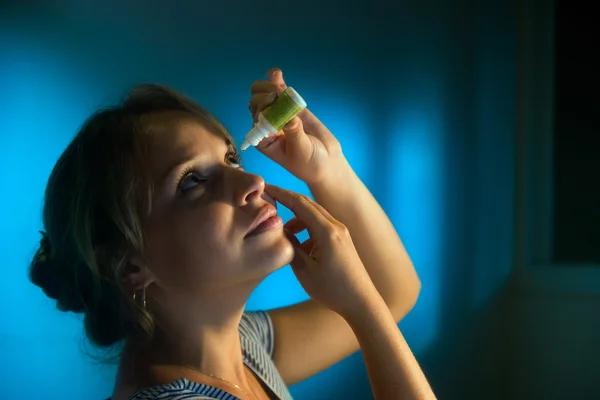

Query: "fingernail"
(271, 68), (281, 76)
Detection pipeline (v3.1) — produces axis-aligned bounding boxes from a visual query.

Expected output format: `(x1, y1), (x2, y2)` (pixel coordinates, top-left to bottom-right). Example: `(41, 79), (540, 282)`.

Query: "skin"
(113, 69), (431, 399)
(250, 70), (423, 385)
(115, 115), (290, 399)
(267, 185), (435, 400)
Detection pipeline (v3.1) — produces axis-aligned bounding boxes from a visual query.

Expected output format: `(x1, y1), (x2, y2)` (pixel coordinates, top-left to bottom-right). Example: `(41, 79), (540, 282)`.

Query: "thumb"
(281, 116), (311, 153)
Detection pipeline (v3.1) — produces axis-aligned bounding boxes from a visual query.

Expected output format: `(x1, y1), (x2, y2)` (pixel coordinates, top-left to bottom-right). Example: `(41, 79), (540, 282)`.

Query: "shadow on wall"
(420, 284), (515, 400)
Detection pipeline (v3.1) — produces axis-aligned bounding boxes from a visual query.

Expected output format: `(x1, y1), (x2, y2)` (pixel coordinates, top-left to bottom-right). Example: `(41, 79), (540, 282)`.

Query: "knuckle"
(290, 194), (309, 211)
(341, 228), (351, 241)
(257, 102), (270, 112)
(331, 140), (342, 154)
(337, 223), (350, 237)
(332, 223), (350, 240)
(324, 225), (339, 240)
(250, 80), (262, 92)
(295, 194), (311, 204)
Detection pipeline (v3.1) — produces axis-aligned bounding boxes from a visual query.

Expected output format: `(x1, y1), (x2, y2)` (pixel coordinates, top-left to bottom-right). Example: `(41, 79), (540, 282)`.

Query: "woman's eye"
(179, 173), (206, 192)
(227, 155), (242, 169)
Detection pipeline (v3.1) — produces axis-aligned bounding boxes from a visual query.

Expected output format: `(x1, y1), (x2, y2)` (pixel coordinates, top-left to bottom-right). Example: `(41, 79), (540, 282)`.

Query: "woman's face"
(135, 114), (294, 297)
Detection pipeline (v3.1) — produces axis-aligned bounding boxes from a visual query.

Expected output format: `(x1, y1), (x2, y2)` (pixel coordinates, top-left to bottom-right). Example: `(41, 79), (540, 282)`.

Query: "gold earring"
(133, 288), (147, 309)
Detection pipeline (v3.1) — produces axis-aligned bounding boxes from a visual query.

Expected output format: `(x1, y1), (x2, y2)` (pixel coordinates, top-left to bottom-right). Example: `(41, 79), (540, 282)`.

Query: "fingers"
(283, 229), (315, 271)
(256, 116), (312, 161)
(248, 71), (286, 124)
(250, 68), (335, 147)
(284, 227), (315, 255)
(249, 92), (277, 121)
(265, 184), (338, 240)
(249, 68), (286, 95)
(254, 132), (287, 165)
(301, 195), (336, 225)
(250, 80), (283, 95)
(268, 68), (287, 89)
(283, 216), (306, 234)
(283, 228), (302, 247)
(276, 188), (337, 228)
(301, 238), (317, 255)
(289, 246), (313, 273)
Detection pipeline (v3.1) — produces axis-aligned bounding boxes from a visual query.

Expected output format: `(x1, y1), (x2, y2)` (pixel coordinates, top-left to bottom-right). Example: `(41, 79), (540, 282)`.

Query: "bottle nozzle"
(241, 124), (269, 152)
(240, 140), (251, 151)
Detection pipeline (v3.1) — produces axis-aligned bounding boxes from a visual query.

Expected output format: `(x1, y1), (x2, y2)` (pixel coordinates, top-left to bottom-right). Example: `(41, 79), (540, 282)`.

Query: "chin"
(276, 237), (296, 267)
(251, 234), (295, 274)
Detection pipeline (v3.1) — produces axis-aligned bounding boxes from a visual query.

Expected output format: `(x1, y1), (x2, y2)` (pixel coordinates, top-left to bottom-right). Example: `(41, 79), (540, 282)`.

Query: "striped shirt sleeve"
(239, 311), (275, 357)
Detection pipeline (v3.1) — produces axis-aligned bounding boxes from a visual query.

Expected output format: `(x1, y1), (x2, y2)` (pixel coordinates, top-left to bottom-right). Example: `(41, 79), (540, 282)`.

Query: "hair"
(29, 84), (235, 348)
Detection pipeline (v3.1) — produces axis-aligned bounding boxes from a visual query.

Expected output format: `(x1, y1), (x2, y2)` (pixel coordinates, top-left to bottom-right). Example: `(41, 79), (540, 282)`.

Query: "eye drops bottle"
(241, 87), (307, 151)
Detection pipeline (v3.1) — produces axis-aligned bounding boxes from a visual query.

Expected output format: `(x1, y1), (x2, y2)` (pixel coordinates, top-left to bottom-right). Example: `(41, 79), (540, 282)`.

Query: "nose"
(230, 169), (265, 206)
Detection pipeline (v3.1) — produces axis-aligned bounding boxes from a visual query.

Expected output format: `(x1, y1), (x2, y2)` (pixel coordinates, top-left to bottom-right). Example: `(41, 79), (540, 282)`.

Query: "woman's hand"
(265, 183), (378, 319)
(248, 68), (349, 186)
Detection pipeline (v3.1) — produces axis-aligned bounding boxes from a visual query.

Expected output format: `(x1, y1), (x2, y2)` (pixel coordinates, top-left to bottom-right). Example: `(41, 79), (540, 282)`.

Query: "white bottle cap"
(241, 114), (277, 151)
(285, 87), (307, 109)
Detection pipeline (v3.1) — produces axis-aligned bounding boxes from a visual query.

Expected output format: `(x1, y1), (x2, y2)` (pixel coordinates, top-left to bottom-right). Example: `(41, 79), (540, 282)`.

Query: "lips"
(245, 204), (280, 237)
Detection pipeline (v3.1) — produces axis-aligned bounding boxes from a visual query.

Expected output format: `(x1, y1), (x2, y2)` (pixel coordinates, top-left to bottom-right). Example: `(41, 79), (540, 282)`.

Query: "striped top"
(127, 311), (292, 400)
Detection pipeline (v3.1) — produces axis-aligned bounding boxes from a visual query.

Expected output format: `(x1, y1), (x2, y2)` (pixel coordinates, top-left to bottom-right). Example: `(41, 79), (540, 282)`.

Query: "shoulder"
(239, 310), (275, 356)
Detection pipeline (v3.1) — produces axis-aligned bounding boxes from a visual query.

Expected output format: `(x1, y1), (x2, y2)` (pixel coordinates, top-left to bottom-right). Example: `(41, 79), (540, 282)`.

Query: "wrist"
(337, 289), (391, 327)
(307, 156), (356, 198)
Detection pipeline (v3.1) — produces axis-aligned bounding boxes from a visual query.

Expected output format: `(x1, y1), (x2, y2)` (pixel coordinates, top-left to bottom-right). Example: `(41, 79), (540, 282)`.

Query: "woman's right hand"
(266, 184), (437, 399)
(264, 184), (378, 319)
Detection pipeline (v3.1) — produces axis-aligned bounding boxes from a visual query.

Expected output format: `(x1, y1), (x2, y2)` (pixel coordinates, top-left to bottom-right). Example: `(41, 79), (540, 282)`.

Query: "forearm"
(344, 294), (435, 400)
(308, 158), (420, 316)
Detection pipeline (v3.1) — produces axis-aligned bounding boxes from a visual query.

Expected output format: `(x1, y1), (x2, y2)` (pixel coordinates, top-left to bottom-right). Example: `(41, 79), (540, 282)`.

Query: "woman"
(29, 68), (435, 400)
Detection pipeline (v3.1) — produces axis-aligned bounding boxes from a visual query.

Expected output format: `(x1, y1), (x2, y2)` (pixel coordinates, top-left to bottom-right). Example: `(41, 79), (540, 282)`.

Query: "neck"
(121, 280), (259, 390)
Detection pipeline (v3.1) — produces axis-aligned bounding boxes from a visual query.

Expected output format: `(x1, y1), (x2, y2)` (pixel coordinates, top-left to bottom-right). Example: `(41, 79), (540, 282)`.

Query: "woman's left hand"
(248, 68), (348, 186)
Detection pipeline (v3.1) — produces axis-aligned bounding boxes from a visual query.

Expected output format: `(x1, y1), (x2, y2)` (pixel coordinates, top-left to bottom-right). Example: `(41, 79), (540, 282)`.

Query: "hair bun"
(29, 231), (87, 313)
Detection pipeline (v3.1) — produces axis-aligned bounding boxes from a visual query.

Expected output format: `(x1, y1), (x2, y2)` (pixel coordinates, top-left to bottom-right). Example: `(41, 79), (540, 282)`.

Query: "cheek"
(145, 205), (237, 284)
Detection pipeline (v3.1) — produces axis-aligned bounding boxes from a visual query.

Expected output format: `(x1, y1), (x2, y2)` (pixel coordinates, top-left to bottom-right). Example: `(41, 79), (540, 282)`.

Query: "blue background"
(0, 1), (516, 399)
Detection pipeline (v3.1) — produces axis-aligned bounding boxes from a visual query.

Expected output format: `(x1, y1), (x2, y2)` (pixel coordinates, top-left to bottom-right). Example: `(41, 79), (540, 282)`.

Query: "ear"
(122, 253), (156, 293)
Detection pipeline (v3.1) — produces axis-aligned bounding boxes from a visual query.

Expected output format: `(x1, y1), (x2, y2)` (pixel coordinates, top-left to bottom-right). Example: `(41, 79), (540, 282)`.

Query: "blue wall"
(0, 1), (517, 399)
